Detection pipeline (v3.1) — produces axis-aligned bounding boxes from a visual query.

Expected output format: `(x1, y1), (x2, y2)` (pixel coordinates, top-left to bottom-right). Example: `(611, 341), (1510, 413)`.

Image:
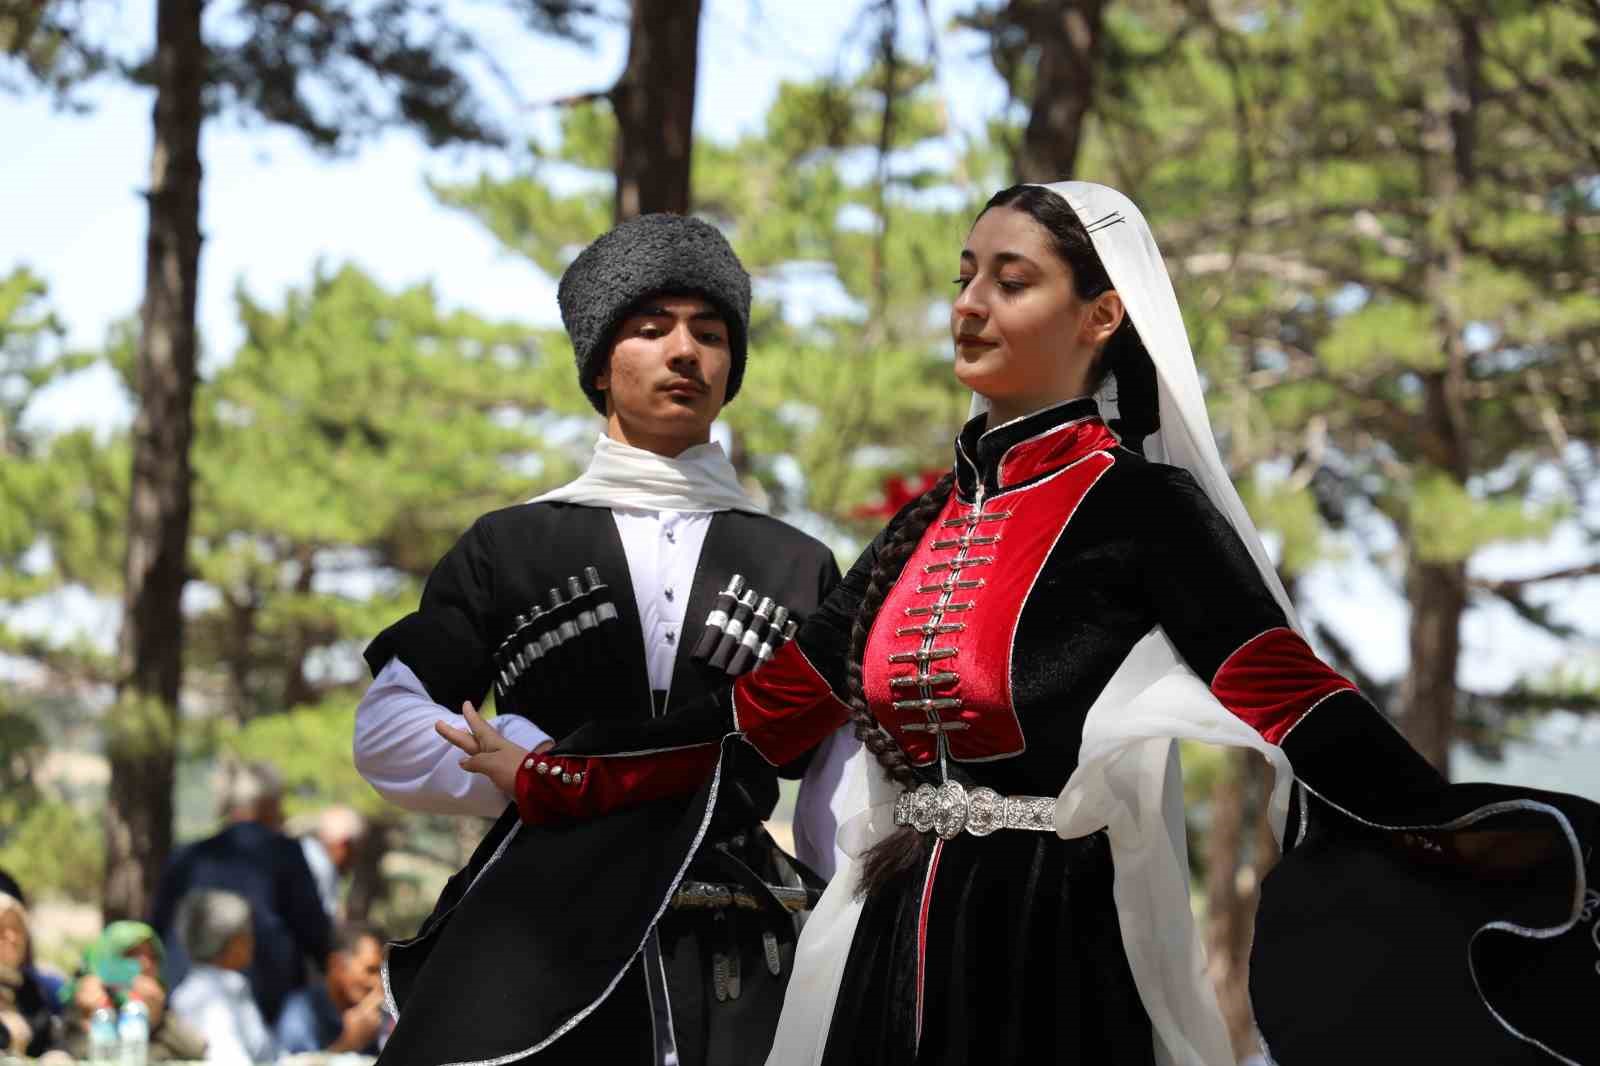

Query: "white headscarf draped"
(531, 434), (764, 514)
(765, 182), (1300, 1066)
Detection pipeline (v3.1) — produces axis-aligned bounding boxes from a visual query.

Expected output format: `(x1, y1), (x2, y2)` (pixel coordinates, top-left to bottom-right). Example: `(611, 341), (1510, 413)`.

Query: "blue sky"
(5, 0), (1599, 784)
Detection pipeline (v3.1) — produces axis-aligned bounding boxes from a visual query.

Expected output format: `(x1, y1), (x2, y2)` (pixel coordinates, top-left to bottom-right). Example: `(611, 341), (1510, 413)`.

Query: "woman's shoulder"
(1096, 448), (1213, 519)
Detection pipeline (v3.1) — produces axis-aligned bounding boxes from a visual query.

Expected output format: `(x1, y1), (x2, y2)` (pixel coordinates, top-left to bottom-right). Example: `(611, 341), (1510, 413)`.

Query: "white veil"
(764, 182), (1301, 1066)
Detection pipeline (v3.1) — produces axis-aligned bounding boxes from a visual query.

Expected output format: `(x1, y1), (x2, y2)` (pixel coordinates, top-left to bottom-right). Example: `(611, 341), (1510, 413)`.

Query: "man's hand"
(436, 702), (531, 798)
(330, 987), (386, 1053)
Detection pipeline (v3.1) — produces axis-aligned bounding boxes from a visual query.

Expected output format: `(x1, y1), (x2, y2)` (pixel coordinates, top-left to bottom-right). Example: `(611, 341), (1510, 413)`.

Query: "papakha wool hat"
(557, 213), (752, 415)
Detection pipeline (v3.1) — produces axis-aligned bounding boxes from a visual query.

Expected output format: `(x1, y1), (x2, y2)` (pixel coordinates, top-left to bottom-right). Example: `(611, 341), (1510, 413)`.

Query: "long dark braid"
(846, 471), (957, 897)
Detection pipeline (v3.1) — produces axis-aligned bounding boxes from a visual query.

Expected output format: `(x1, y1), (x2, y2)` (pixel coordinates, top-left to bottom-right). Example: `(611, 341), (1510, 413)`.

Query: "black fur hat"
(557, 213), (751, 415)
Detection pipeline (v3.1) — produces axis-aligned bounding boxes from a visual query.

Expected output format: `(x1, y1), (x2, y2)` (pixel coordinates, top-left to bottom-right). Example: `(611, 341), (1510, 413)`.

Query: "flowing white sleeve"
(791, 725), (862, 880)
(353, 657), (554, 818)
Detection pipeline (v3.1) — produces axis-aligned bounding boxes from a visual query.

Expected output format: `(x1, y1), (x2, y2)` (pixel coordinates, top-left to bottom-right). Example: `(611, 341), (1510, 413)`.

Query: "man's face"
(595, 295), (731, 451)
(328, 936), (384, 1010)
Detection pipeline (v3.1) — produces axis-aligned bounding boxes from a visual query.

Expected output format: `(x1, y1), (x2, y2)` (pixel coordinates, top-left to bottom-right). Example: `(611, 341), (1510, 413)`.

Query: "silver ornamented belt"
(893, 781), (1057, 841)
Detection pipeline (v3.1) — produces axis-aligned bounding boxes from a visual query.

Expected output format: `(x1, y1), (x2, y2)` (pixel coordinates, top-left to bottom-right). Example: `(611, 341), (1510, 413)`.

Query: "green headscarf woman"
(61, 922), (207, 1062)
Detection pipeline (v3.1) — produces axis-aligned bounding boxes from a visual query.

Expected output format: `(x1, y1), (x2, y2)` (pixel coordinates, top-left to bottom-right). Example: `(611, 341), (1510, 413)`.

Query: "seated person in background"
(275, 921), (387, 1055)
(0, 890), (49, 1056)
(0, 869), (64, 1057)
(169, 891), (275, 1066)
(59, 921), (207, 1062)
(299, 808), (367, 919)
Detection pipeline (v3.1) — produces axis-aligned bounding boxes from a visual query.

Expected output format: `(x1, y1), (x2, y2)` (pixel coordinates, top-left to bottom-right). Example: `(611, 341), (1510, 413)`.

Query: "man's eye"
(700, 331), (726, 344)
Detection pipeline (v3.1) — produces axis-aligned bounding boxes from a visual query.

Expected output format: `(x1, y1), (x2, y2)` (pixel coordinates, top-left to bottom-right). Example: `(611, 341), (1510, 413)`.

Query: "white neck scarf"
(530, 434), (765, 514)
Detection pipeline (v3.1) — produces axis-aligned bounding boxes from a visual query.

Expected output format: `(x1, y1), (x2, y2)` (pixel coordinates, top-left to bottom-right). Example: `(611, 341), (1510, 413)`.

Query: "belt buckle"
(932, 781), (968, 840)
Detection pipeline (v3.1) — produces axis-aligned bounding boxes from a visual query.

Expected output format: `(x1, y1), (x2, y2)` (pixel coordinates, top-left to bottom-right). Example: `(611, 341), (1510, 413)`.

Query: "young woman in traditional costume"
(448, 183), (1598, 1066)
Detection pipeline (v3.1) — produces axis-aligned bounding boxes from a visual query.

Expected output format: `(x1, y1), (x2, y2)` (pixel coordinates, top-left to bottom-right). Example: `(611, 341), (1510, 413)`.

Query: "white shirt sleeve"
(353, 657), (554, 818)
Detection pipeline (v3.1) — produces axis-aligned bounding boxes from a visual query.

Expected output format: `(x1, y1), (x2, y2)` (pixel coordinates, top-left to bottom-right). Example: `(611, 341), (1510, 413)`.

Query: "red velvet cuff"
(1210, 626), (1356, 745)
(513, 743), (720, 827)
(731, 640), (852, 766)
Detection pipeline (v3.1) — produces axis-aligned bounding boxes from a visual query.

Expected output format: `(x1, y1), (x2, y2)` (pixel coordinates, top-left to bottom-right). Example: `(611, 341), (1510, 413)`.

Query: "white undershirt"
(354, 508), (711, 818)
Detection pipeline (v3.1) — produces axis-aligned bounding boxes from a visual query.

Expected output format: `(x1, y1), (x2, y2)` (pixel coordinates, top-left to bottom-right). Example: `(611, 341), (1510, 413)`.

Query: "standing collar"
(954, 396), (1118, 498)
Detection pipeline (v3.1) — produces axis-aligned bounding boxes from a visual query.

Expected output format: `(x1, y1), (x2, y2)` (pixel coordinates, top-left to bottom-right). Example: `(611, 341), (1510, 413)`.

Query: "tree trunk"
(1399, 556), (1466, 774)
(611, 0), (702, 221)
(1203, 750), (1260, 1058)
(104, 0), (204, 922)
(1008, 0), (1110, 183)
(1399, 9), (1479, 779)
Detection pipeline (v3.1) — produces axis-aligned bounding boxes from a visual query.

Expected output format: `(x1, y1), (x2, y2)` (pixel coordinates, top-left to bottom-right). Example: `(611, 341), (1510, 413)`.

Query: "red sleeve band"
(1209, 626), (1356, 745)
(514, 744), (720, 827)
(731, 640), (852, 766)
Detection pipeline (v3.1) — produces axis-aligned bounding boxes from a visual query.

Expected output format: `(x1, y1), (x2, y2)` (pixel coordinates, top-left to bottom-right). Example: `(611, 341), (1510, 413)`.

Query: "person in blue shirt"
(274, 921), (386, 1055)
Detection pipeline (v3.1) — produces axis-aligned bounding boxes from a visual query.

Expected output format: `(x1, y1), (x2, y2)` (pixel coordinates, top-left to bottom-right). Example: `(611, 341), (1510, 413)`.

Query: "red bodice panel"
(862, 419), (1120, 767)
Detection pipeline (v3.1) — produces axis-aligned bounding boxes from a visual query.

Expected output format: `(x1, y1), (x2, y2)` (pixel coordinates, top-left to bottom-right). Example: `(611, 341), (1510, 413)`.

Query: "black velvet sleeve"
(788, 521), (890, 701)
(1136, 463), (1445, 818)
(363, 517), (497, 713)
(1135, 464), (1289, 683)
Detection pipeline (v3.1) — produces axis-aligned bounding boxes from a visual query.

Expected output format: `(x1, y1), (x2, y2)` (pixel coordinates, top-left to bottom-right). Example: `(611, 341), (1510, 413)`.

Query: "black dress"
(365, 501), (841, 1066)
(522, 399), (1600, 1066)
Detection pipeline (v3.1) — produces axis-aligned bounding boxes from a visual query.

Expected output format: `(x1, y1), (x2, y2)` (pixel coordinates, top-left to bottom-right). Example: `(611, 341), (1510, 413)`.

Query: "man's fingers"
(461, 702), (499, 749)
(436, 719), (479, 754)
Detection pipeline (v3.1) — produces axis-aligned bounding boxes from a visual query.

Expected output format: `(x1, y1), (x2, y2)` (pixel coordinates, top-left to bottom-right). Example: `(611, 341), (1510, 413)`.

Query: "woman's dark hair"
(845, 473), (954, 896)
(846, 186), (1159, 897)
(979, 184), (1159, 451)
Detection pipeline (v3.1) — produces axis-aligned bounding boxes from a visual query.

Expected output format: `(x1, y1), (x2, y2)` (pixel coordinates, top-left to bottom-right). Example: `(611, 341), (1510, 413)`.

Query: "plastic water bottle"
(117, 998), (150, 1066)
(88, 1005), (120, 1065)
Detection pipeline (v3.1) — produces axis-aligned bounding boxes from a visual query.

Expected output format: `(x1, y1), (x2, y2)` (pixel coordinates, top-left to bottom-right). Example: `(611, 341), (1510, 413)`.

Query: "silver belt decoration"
(893, 780), (1057, 840)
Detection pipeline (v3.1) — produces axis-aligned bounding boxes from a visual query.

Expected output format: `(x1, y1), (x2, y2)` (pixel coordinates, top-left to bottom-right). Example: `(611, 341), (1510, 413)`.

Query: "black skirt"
(822, 829), (1155, 1066)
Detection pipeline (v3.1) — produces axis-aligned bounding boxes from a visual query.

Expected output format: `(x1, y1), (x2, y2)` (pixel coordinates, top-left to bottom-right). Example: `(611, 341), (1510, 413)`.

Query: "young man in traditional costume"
(355, 213), (856, 1065)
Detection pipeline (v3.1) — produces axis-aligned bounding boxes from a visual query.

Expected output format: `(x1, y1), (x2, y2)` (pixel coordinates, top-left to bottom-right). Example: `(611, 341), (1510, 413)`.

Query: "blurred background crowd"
(2, 0), (1599, 1062)
(2, 763), (385, 1061)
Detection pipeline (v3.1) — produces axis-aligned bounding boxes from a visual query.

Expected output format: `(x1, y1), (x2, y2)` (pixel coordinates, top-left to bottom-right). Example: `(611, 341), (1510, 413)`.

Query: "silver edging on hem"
(382, 815), (524, 1019)
(1282, 783), (1587, 1066)
(426, 743), (729, 1066)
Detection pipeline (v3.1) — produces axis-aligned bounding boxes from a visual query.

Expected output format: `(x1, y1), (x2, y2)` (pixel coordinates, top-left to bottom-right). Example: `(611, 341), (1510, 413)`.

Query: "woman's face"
(951, 206), (1122, 419)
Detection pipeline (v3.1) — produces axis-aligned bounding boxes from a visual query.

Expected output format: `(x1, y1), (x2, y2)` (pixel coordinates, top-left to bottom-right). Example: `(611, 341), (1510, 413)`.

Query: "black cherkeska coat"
(366, 500), (840, 1066)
